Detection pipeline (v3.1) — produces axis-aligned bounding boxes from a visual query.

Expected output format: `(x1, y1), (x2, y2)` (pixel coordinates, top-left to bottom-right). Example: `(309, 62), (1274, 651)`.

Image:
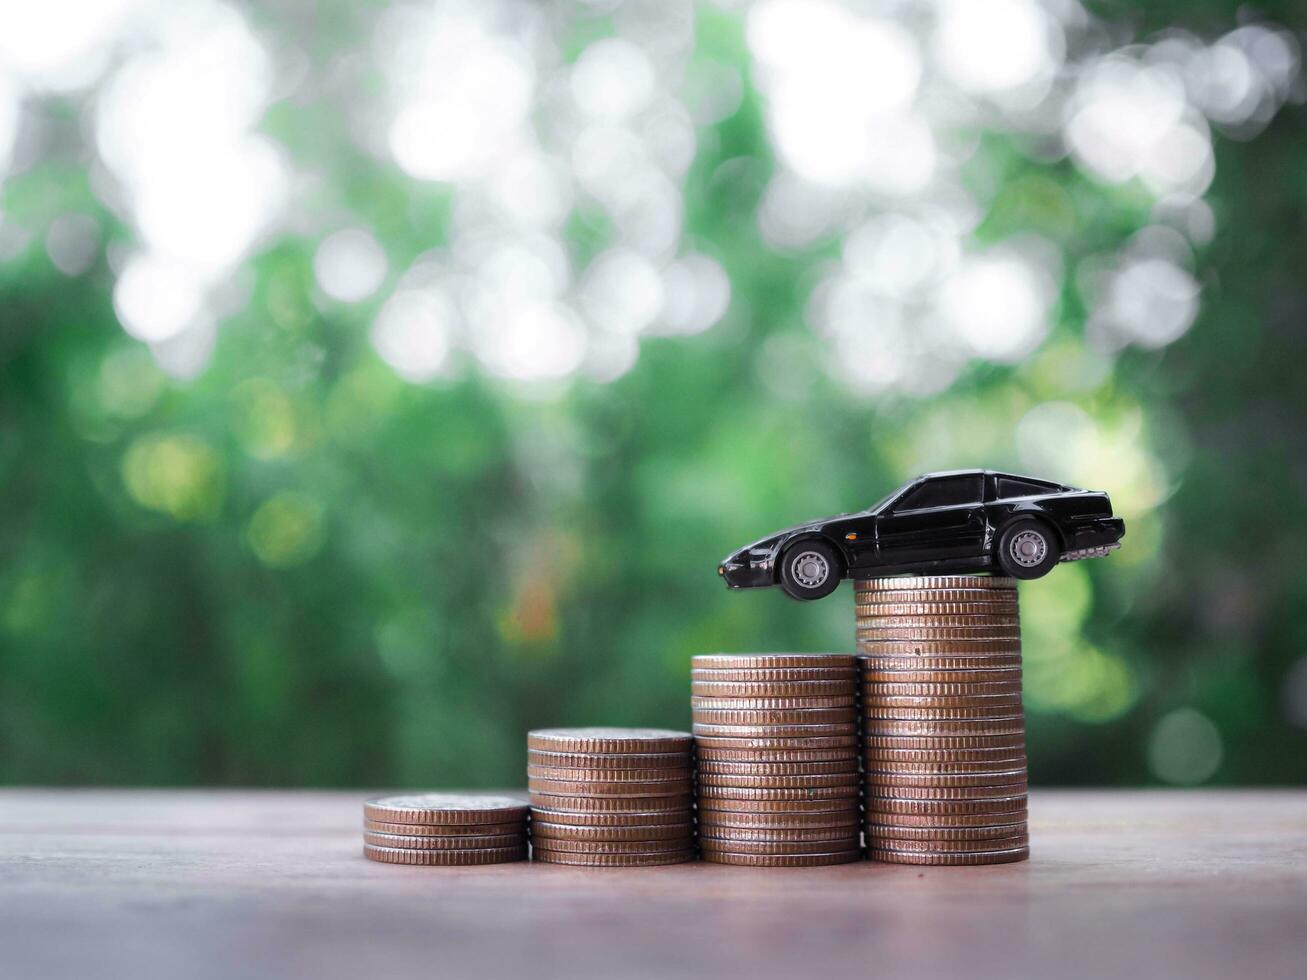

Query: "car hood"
(739, 512), (861, 552)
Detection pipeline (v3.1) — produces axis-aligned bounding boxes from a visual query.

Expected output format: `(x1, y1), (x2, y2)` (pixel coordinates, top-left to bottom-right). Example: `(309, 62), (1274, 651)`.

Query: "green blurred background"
(1, 0), (1304, 790)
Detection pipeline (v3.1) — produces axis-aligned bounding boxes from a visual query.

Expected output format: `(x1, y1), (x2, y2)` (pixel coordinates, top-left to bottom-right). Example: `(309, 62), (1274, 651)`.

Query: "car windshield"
(868, 485), (910, 513)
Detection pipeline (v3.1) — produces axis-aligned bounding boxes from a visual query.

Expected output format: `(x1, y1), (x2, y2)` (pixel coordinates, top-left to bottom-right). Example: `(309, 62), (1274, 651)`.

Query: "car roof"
(916, 469), (1072, 488)
(918, 469), (987, 480)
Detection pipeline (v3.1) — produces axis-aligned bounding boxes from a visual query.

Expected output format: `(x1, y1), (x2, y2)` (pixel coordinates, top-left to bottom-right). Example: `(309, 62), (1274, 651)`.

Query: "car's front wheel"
(996, 519), (1060, 579)
(779, 541), (841, 601)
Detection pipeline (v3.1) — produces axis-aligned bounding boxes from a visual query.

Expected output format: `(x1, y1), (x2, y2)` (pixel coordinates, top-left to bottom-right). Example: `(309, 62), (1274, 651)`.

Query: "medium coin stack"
(856, 575), (1030, 865)
(362, 793), (529, 865)
(692, 653), (862, 867)
(527, 727), (695, 866)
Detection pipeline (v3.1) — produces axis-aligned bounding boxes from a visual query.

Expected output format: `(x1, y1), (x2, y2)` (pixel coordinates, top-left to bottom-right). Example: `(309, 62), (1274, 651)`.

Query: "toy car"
(718, 470), (1125, 600)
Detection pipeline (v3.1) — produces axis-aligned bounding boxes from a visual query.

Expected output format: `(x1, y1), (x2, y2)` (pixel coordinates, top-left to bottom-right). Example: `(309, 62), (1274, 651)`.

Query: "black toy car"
(718, 470), (1124, 601)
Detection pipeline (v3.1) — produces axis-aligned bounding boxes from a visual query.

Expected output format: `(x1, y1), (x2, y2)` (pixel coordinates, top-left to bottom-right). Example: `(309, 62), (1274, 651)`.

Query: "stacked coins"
(692, 654), (862, 867)
(362, 793), (529, 865)
(856, 575), (1029, 865)
(527, 727), (695, 866)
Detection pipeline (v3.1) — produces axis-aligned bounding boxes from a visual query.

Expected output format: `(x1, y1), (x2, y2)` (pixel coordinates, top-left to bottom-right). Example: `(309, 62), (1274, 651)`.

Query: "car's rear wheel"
(996, 519), (1060, 579)
(779, 541), (841, 601)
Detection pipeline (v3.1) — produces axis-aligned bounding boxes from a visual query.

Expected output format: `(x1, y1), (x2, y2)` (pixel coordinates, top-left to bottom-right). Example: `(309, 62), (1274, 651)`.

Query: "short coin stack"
(362, 793), (529, 865)
(856, 575), (1029, 865)
(527, 727), (695, 866)
(692, 654), (862, 866)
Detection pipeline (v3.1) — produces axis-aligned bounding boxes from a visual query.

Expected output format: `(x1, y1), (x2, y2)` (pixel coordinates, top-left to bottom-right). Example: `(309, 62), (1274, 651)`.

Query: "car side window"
(997, 477), (1051, 498)
(894, 476), (983, 511)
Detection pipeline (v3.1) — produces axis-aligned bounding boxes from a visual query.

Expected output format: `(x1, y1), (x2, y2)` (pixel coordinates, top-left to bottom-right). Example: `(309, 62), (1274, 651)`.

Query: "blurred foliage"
(1, 0), (1305, 791)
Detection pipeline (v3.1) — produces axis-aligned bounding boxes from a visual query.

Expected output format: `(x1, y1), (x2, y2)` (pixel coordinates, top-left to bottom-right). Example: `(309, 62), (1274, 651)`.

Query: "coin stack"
(692, 654), (862, 867)
(856, 575), (1029, 865)
(362, 793), (529, 865)
(527, 727), (695, 866)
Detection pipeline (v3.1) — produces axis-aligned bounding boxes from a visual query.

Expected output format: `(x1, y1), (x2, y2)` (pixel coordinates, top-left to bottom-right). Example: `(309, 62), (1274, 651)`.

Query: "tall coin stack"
(856, 575), (1030, 865)
(362, 793), (529, 865)
(527, 727), (695, 866)
(692, 654), (862, 866)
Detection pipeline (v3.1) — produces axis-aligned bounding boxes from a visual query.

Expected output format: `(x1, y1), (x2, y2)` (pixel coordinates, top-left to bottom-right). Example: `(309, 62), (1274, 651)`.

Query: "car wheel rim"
(790, 551), (830, 588)
(1009, 530), (1047, 568)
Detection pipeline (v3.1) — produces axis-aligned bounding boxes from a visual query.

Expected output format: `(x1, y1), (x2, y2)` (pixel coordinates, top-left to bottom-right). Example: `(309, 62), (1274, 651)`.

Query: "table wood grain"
(2, 788), (1304, 980)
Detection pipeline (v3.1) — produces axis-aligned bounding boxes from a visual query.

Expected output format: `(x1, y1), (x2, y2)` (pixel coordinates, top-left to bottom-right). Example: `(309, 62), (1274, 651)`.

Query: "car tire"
(779, 541), (841, 601)
(996, 519), (1060, 580)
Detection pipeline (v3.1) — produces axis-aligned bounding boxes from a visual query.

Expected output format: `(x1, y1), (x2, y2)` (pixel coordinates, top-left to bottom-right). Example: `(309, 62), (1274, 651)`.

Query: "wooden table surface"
(2, 788), (1304, 980)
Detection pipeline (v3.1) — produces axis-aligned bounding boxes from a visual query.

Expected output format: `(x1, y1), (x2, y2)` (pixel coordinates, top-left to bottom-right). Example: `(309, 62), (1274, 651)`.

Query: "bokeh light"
(314, 229), (388, 305)
(1148, 708), (1224, 785)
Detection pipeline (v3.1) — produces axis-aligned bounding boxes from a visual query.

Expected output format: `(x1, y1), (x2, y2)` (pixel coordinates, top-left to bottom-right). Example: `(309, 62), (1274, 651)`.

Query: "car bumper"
(1062, 518), (1125, 560)
(718, 562), (774, 589)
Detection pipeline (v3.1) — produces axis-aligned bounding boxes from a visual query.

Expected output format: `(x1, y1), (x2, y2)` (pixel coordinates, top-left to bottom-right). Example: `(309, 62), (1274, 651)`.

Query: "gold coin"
(854, 602), (1020, 617)
(690, 695), (857, 710)
(697, 747), (859, 763)
(862, 703), (1024, 720)
(861, 668), (1023, 685)
(866, 797), (1026, 816)
(527, 728), (692, 754)
(691, 680), (857, 698)
(858, 629), (1022, 643)
(864, 768), (1027, 787)
(860, 656), (1023, 671)
(697, 784), (861, 801)
(863, 718), (1025, 736)
(697, 760), (859, 776)
(528, 792), (693, 812)
(528, 837), (692, 855)
(693, 734), (858, 750)
(857, 637), (1023, 653)
(701, 849), (863, 867)
(363, 794), (528, 826)
(363, 831), (524, 850)
(697, 810), (861, 830)
(364, 819), (526, 837)
(699, 824), (863, 843)
(862, 733), (1026, 750)
(856, 593), (1021, 608)
(527, 750), (690, 770)
(527, 777), (693, 797)
(868, 846), (1029, 866)
(692, 667), (857, 682)
(856, 615), (1020, 627)
(692, 654), (858, 670)
(861, 757), (1027, 773)
(866, 821), (1027, 841)
(698, 772), (862, 790)
(693, 722), (860, 737)
(363, 844), (527, 865)
(531, 849), (693, 867)
(526, 766), (693, 783)
(868, 831), (1028, 851)
(529, 821), (693, 842)
(862, 682), (1023, 697)
(698, 836), (862, 856)
(862, 695), (1025, 712)
(866, 781), (1026, 800)
(866, 809), (1028, 827)
(855, 575), (1015, 592)
(528, 807), (693, 827)
(692, 708), (858, 725)
(696, 796), (862, 814)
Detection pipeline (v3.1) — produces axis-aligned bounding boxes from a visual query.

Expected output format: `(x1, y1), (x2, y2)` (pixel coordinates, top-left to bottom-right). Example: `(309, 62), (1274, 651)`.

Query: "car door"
(874, 475), (988, 567)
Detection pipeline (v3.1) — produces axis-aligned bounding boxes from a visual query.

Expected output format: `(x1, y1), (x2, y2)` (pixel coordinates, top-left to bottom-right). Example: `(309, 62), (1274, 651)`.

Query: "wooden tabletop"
(2, 788), (1304, 980)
